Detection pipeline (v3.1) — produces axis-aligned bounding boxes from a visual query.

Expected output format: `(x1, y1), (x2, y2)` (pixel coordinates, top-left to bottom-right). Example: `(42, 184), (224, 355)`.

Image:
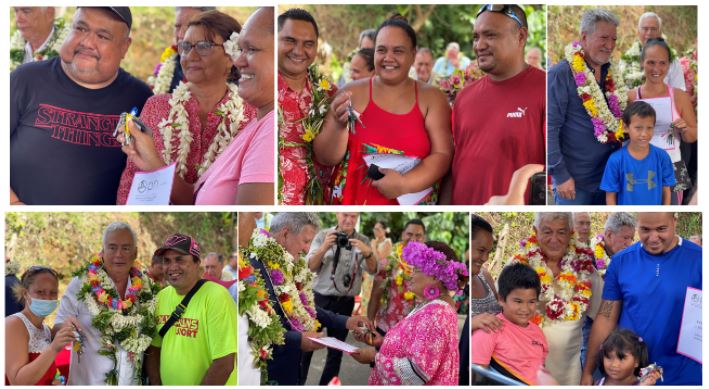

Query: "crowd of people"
(549, 9), (698, 205)
(10, 6), (275, 205)
(471, 212), (702, 385)
(278, 6), (546, 205)
(238, 212), (469, 385)
(5, 222), (238, 385)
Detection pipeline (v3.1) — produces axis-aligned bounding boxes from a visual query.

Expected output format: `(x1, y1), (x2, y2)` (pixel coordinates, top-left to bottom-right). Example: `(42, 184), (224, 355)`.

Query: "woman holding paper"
(115, 10), (257, 204)
(118, 8), (274, 205)
(314, 15), (452, 205)
(626, 38), (697, 204)
(350, 241), (467, 385)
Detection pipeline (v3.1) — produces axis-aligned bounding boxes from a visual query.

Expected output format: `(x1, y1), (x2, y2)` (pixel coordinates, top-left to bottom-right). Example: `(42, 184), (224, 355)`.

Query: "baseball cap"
(154, 233), (201, 259)
(78, 7), (132, 30)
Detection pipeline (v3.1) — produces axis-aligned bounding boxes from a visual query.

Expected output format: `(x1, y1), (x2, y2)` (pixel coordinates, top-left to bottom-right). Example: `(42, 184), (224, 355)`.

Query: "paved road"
(305, 314), (467, 385)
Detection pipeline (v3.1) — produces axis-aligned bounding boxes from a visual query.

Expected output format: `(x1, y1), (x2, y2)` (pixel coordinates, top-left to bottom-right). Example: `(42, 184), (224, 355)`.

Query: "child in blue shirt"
(600, 101), (675, 205)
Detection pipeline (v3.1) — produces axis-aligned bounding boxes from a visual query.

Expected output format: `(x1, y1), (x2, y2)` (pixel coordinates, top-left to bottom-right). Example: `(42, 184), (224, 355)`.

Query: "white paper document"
(677, 287), (702, 363)
(362, 153), (432, 205)
(308, 336), (359, 354)
(126, 163), (176, 205)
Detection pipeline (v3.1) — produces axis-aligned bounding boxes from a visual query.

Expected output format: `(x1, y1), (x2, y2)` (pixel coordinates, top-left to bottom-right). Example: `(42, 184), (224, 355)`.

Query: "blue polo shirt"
(547, 59), (620, 191)
(603, 239), (702, 385)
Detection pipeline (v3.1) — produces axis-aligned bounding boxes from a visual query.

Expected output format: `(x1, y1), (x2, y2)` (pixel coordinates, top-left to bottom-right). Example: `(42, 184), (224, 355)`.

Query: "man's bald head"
(245, 7), (274, 36)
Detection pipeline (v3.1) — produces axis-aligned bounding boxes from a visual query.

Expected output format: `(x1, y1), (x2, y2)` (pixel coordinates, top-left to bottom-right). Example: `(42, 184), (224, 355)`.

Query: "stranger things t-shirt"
(10, 57), (152, 205)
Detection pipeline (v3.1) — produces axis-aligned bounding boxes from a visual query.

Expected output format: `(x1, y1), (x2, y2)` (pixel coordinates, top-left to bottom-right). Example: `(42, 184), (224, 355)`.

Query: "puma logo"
(506, 107), (528, 118)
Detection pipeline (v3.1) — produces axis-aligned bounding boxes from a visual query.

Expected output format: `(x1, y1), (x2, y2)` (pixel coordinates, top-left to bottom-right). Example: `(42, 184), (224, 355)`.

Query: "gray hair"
(446, 42), (460, 52)
(534, 213), (573, 230)
(580, 8), (619, 36)
(270, 213), (321, 235)
(204, 252), (224, 264)
(359, 28), (376, 45)
(638, 12), (662, 30)
(417, 47), (433, 57)
(604, 212), (636, 233)
(175, 6), (216, 12)
(572, 212), (590, 223)
(102, 222), (136, 247)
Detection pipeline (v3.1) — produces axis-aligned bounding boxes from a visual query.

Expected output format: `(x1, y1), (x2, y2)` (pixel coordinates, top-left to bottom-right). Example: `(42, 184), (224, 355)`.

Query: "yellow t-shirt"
(152, 281), (237, 385)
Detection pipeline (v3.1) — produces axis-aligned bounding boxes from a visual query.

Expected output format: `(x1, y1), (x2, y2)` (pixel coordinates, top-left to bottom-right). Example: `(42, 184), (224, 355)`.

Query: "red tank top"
(330, 78), (433, 205)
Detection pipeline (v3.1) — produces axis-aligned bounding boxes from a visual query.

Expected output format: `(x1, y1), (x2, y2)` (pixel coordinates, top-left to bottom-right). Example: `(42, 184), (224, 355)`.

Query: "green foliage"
(547, 6), (697, 64)
(284, 4), (545, 76)
(5, 212), (236, 285)
(280, 212), (469, 260)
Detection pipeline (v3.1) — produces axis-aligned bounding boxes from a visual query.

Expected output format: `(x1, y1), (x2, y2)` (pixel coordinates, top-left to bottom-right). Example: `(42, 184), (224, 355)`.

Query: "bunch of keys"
(346, 99), (364, 134)
(357, 323), (373, 345)
(72, 323), (85, 363)
(113, 107), (150, 146)
(640, 363), (664, 383)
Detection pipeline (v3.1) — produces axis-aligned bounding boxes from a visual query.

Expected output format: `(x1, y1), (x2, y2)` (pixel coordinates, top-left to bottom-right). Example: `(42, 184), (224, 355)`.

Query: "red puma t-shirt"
(451, 66), (546, 204)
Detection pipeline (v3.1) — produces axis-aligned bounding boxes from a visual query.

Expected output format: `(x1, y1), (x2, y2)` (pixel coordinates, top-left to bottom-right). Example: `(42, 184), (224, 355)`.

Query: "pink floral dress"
(370, 299), (459, 385)
(277, 74), (336, 205)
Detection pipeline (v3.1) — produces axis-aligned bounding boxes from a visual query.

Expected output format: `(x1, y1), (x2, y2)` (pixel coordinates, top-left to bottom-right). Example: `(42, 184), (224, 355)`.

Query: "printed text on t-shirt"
(35, 104), (121, 147)
(157, 314), (200, 338)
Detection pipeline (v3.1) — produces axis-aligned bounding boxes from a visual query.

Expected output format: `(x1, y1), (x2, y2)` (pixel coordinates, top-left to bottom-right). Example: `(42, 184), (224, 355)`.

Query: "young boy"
(471, 263), (548, 385)
(600, 101), (676, 205)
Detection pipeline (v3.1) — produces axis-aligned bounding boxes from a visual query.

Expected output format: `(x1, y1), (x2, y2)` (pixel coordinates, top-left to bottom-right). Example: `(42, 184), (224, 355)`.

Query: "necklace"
(10, 19), (69, 71)
(150, 46), (178, 95)
(565, 41), (628, 144)
(157, 81), (246, 178)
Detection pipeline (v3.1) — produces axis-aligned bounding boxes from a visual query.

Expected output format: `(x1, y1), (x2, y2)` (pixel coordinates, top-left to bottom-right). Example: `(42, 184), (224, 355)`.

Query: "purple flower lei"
(402, 242), (469, 291)
(270, 269), (285, 285)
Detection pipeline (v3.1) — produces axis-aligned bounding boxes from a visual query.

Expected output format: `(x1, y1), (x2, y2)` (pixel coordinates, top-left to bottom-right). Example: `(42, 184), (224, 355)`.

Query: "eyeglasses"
(476, 4), (526, 29)
(177, 40), (223, 56)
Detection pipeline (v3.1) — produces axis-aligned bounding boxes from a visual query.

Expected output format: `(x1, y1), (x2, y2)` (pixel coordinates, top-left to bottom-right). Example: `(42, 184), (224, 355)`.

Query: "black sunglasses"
(476, 4), (526, 29)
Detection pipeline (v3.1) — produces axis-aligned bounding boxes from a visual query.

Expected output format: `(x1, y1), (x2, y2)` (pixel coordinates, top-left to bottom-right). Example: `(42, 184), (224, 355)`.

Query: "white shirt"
(22, 26), (54, 64)
(55, 277), (137, 385)
(666, 59), (686, 92)
(237, 314), (261, 385)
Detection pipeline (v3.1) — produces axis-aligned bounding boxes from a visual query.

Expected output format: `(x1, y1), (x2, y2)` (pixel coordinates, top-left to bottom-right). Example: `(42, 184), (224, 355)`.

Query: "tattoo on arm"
(599, 300), (614, 318)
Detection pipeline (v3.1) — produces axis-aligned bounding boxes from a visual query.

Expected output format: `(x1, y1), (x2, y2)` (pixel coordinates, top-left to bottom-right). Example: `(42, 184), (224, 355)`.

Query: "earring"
(423, 285), (440, 300)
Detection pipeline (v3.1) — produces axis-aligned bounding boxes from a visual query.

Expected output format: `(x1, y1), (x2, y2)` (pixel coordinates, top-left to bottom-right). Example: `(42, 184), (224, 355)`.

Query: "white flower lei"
(157, 81), (246, 178)
(10, 19), (69, 71)
(151, 53), (178, 95)
(77, 266), (157, 384)
(511, 234), (595, 326)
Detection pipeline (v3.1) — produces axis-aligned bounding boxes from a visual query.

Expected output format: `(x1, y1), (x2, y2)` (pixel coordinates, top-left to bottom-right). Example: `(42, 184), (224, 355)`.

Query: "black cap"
(108, 7), (132, 30)
(154, 233), (201, 259)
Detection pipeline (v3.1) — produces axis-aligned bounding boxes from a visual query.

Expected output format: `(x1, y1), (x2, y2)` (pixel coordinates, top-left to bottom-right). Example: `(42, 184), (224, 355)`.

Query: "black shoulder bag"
(158, 279), (207, 338)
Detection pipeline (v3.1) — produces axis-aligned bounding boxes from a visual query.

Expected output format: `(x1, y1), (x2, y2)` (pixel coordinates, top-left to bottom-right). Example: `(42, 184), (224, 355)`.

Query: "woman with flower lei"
(507, 213), (596, 385)
(565, 41), (628, 144)
(10, 17), (69, 71)
(351, 241), (467, 385)
(278, 64), (337, 205)
(62, 252), (158, 385)
(116, 11), (255, 204)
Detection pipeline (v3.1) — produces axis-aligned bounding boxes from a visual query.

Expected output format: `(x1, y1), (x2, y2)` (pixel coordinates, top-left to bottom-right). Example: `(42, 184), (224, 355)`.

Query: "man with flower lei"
(506, 213), (599, 385)
(54, 222), (158, 385)
(277, 8), (338, 205)
(368, 219), (426, 334)
(548, 9), (628, 205)
(243, 212), (373, 385)
(620, 12), (685, 92)
(147, 7), (216, 94)
(10, 8), (69, 71)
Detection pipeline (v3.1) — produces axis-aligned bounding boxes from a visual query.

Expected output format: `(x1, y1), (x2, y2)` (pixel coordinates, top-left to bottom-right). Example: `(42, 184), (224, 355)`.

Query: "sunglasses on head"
(21, 265), (59, 282)
(476, 4), (526, 29)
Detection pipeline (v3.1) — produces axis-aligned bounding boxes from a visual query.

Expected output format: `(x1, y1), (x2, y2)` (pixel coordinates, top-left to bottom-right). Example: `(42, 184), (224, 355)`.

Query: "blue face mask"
(28, 297), (59, 317)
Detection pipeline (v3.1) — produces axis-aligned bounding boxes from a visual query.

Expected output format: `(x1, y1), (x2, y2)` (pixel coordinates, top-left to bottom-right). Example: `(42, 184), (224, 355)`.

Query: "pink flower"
(574, 72), (586, 86)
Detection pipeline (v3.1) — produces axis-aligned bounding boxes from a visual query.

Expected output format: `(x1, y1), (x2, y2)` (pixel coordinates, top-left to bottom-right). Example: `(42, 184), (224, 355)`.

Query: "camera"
(335, 232), (352, 250)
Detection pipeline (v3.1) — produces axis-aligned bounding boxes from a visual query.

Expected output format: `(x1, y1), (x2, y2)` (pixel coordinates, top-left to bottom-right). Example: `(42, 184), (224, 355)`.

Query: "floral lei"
(621, 40), (678, 89)
(403, 241), (468, 291)
(590, 234), (612, 278)
(511, 233), (595, 326)
(243, 228), (320, 333)
(565, 41), (628, 144)
(157, 81), (246, 178)
(10, 19), (69, 71)
(278, 65), (335, 204)
(148, 46), (179, 95)
(380, 242), (416, 306)
(238, 243), (285, 383)
(73, 254), (158, 385)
